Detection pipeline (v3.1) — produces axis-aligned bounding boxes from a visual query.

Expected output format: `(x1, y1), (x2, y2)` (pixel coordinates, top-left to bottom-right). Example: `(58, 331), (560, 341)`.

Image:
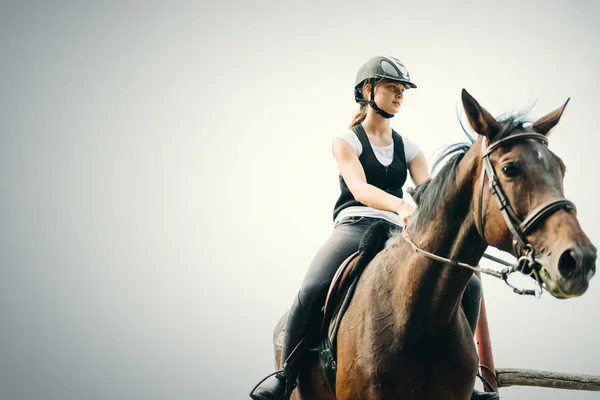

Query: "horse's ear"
(531, 98), (570, 136)
(461, 89), (501, 141)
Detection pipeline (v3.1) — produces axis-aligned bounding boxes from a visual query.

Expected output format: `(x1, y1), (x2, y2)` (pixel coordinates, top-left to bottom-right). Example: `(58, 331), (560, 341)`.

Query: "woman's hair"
(349, 80), (371, 128)
(349, 77), (392, 128)
(349, 103), (368, 128)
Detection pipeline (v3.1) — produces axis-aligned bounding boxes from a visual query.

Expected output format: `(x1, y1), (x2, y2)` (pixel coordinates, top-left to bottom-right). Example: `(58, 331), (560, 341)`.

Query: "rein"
(403, 133), (577, 297)
(402, 229), (541, 296)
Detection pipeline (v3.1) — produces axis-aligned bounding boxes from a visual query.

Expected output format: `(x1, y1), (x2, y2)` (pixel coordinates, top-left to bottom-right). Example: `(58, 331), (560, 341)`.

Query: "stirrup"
(279, 362), (298, 395)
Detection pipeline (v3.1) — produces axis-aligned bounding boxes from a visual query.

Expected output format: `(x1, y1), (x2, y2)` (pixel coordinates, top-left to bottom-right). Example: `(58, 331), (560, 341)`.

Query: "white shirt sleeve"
(335, 130), (363, 156)
(402, 136), (422, 164)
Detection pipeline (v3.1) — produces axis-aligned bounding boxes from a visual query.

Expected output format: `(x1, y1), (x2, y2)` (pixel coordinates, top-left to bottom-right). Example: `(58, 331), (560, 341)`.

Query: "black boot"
(462, 277), (500, 399)
(471, 389), (500, 399)
(461, 274), (482, 334)
(250, 296), (313, 400)
(249, 363), (296, 400)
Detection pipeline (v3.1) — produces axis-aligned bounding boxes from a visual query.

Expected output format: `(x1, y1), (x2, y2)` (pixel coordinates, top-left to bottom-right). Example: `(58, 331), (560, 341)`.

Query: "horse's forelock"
(495, 115), (531, 141)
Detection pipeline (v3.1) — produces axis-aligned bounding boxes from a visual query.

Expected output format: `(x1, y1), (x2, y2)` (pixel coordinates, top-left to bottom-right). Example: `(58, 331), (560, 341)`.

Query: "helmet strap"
(369, 81), (394, 119)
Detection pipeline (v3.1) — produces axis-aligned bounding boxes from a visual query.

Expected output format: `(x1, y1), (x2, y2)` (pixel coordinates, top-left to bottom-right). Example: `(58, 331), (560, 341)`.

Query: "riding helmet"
(354, 56), (417, 103)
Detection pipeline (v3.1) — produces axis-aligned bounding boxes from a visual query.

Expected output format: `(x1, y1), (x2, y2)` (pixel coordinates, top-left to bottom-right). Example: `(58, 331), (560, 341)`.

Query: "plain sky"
(1, 1), (599, 399)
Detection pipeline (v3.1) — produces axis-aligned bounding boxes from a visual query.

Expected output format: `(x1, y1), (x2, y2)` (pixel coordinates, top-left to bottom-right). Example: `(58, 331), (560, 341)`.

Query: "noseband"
(477, 133), (576, 263)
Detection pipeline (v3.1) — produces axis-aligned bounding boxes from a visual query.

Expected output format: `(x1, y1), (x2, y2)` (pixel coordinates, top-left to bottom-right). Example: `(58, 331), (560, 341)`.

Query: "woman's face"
(369, 80), (406, 114)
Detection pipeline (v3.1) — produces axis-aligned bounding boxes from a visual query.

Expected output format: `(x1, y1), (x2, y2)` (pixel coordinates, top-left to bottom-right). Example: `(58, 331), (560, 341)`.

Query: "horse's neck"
(395, 146), (486, 334)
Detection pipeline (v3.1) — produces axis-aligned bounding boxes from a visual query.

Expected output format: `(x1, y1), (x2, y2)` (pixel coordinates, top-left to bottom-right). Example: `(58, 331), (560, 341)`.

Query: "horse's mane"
(412, 114), (531, 230)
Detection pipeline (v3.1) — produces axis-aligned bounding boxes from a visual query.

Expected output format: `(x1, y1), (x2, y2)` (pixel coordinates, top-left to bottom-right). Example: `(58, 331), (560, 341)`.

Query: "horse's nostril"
(588, 264), (596, 280)
(558, 249), (578, 279)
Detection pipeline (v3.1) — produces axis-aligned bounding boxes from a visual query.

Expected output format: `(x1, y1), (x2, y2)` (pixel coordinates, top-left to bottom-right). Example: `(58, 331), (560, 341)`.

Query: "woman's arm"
(332, 138), (410, 214)
(407, 151), (430, 186)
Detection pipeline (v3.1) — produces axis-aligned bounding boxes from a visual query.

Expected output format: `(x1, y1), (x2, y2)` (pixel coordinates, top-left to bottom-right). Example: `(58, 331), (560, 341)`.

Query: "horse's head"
(462, 89), (596, 298)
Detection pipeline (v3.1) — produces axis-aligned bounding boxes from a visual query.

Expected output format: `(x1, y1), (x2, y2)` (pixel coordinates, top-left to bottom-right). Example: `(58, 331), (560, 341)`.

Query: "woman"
(250, 56), (498, 400)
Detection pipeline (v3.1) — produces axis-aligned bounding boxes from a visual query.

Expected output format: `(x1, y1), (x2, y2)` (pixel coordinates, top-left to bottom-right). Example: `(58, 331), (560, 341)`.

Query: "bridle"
(478, 132), (576, 259)
(403, 132), (577, 296)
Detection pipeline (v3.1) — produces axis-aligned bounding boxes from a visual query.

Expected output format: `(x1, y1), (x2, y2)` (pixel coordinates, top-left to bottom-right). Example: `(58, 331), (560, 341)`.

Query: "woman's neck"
(361, 109), (392, 139)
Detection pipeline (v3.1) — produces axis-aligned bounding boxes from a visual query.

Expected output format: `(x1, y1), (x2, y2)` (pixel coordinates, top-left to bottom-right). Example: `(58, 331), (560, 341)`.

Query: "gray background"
(1, 1), (599, 399)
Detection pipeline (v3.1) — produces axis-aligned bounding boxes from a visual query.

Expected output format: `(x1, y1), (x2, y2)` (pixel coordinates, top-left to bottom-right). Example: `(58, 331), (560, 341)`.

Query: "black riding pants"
(297, 216), (482, 332)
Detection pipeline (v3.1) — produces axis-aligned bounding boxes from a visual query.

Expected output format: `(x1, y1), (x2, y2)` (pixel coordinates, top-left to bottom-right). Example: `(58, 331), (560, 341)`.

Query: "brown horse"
(272, 89), (597, 399)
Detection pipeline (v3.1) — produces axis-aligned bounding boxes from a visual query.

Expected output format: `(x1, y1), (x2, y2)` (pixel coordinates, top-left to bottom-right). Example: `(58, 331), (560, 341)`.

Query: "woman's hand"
(396, 200), (416, 226)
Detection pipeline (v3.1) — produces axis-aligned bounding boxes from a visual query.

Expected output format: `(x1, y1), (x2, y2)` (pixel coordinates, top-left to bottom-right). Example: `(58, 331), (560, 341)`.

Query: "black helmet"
(353, 56), (417, 119)
(355, 56), (417, 100)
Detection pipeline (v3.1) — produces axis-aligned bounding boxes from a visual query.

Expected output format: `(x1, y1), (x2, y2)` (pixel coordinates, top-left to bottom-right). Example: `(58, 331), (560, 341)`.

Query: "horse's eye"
(501, 163), (520, 178)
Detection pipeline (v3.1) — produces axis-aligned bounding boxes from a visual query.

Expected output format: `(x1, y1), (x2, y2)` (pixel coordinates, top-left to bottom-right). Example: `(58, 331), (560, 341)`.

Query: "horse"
(271, 89), (597, 399)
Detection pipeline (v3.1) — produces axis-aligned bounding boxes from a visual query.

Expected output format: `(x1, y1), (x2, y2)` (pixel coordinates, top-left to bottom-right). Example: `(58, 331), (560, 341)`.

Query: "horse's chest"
(363, 335), (479, 399)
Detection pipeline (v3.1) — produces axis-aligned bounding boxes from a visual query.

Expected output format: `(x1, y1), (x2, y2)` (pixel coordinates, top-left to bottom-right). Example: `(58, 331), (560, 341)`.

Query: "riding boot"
(250, 296), (313, 400)
(471, 389), (500, 399)
(462, 277), (500, 399)
(461, 274), (482, 334)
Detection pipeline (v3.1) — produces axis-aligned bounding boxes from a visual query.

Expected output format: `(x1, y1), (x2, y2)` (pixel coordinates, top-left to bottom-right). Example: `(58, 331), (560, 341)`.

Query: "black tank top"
(332, 124), (408, 221)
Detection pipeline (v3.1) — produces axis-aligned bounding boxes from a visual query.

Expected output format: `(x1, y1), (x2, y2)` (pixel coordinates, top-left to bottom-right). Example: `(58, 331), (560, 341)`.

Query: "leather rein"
(403, 133), (576, 297)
